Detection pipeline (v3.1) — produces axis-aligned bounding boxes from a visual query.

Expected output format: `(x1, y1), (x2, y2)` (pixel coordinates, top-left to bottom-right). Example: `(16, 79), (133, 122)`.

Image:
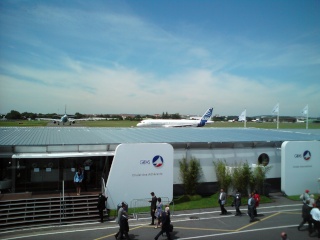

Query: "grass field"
(0, 120), (49, 127)
(118, 193), (320, 216)
(112, 193), (274, 216)
(0, 120), (319, 129)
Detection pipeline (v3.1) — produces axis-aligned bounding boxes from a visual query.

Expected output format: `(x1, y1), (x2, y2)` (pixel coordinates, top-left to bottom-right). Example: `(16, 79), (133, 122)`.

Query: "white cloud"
(0, 1), (319, 117)
(1, 59), (319, 117)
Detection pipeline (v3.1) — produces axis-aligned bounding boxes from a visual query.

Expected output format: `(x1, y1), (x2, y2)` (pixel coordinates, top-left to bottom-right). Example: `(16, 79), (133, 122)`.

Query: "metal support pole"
(11, 158), (16, 193)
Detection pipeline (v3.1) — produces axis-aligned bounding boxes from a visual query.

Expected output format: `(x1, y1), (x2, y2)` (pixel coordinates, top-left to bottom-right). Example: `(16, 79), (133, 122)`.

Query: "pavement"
(0, 192), (319, 240)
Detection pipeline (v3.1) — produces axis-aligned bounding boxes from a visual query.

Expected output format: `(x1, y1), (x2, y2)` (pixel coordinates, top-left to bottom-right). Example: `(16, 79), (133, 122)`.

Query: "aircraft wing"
(36, 118), (61, 122)
(68, 117), (107, 121)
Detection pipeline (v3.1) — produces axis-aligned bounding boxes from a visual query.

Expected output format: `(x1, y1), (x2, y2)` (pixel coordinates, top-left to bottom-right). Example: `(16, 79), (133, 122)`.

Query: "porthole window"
(258, 153), (269, 166)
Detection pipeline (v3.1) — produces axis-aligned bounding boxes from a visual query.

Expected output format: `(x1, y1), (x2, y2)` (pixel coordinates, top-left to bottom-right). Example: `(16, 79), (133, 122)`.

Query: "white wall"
(106, 143), (173, 210)
(281, 141), (320, 196)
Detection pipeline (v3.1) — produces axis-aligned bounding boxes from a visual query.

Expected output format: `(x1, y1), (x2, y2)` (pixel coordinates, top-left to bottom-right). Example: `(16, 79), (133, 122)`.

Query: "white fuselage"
(137, 119), (202, 127)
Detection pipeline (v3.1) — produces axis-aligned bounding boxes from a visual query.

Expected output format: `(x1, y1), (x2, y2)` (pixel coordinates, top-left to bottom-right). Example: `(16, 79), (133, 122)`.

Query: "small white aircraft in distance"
(136, 107), (214, 128)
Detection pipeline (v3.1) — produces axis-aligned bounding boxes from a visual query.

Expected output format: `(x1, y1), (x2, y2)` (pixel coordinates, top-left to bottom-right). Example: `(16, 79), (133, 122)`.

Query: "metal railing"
(130, 197), (173, 220)
(0, 193), (99, 231)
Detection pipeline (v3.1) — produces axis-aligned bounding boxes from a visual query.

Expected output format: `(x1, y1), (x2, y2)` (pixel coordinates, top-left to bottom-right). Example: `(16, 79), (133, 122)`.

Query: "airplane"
(50, 105), (75, 125)
(53, 113), (74, 125)
(136, 108), (214, 128)
(36, 106), (77, 125)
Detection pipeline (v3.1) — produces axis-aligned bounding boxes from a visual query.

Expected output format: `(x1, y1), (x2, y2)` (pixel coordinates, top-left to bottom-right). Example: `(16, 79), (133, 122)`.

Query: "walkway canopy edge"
(12, 151), (115, 158)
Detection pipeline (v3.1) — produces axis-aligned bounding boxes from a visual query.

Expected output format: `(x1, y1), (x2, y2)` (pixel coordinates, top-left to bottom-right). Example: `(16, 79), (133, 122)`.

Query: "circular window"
(258, 153), (269, 166)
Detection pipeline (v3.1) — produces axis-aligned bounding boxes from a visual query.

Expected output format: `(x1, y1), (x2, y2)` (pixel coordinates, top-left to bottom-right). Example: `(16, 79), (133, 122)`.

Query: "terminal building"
(0, 127), (320, 206)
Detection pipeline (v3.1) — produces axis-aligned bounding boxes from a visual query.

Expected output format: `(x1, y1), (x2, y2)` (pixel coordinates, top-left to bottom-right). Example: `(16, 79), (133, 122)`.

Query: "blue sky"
(0, 0), (319, 117)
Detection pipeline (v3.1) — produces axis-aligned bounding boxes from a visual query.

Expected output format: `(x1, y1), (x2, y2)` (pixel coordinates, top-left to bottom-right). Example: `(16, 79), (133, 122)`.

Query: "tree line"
(1, 110), (182, 121)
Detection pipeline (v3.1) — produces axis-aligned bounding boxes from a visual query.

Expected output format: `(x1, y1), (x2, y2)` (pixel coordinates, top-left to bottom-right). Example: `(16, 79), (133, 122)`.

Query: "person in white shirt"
(300, 189), (310, 204)
(310, 207), (320, 238)
(309, 194), (315, 207)
(218, 188), (228, 215)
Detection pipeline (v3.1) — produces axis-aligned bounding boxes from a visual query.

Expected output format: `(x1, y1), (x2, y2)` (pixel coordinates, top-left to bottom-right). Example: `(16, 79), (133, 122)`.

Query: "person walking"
(300, 189), (310, 204)
(298, 199), (312, 234)
(218, 188), (228, 215)
(248, 193), (256, 222)
(155, 197), (163, 229)
(149, 192), (157, 225)
(118, 213), (130, 240)
(97, 193), (107, 223)
(115, 202), (128, 239)
(232, 189), (242, 216)
(74, 168), (84, 196)
(310, 206), (320, 238)
(309, 194), (315, 207)
(154, 206), (172, 240)
(253, 190), (260, 217)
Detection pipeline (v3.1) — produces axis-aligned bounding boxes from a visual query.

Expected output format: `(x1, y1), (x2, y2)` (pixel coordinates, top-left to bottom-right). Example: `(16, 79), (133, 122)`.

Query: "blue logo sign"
(303, 150), (311, 160)
(152, 155), (164, 167)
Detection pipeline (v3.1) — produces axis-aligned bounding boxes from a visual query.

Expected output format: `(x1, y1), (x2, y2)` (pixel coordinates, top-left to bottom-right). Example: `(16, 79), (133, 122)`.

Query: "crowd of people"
(94, 188), (320, 240)
(220, 188), (261, 223)
(111, 192), (173, 240)
(298, 189), (320, 238)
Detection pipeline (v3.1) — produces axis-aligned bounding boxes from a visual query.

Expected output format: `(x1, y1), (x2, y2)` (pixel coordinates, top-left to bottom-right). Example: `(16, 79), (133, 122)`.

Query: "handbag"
(169, 224), (173, 232)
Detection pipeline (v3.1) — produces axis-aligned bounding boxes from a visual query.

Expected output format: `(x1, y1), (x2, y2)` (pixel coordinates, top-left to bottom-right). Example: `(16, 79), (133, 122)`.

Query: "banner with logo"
(105, 143), (173, 210)
(281, 141), (320, 195)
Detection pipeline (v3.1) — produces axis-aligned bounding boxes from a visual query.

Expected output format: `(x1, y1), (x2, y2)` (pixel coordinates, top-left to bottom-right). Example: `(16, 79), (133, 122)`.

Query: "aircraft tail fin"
(198, 107), (213, 127)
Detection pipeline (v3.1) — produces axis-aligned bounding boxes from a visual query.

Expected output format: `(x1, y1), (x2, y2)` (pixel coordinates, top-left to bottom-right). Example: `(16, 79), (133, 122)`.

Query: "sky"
(0, 0), (319, 117)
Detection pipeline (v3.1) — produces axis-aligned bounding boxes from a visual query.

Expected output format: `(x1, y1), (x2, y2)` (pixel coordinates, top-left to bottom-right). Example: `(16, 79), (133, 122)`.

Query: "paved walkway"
(1, 192), (310, 240)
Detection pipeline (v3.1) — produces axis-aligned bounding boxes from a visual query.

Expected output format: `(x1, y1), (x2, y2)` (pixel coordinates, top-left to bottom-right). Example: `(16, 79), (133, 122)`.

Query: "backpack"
(249, 197), (256, 207)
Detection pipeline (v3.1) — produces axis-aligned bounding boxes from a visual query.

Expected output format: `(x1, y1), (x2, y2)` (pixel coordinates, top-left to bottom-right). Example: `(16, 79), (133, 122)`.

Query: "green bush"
(179, 157), (202, 195)
(213, 159), (232, 193)
(213, 160), (271, 196)
(251, 165), (272, 195)
(231, 161), (251, 196)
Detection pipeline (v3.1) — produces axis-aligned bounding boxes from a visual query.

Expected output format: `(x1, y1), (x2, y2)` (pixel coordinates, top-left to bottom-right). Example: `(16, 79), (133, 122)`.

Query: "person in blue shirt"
(155, 197), (163, 229)
(248, 193), (256, 222)
(74, 168), (84, 196)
